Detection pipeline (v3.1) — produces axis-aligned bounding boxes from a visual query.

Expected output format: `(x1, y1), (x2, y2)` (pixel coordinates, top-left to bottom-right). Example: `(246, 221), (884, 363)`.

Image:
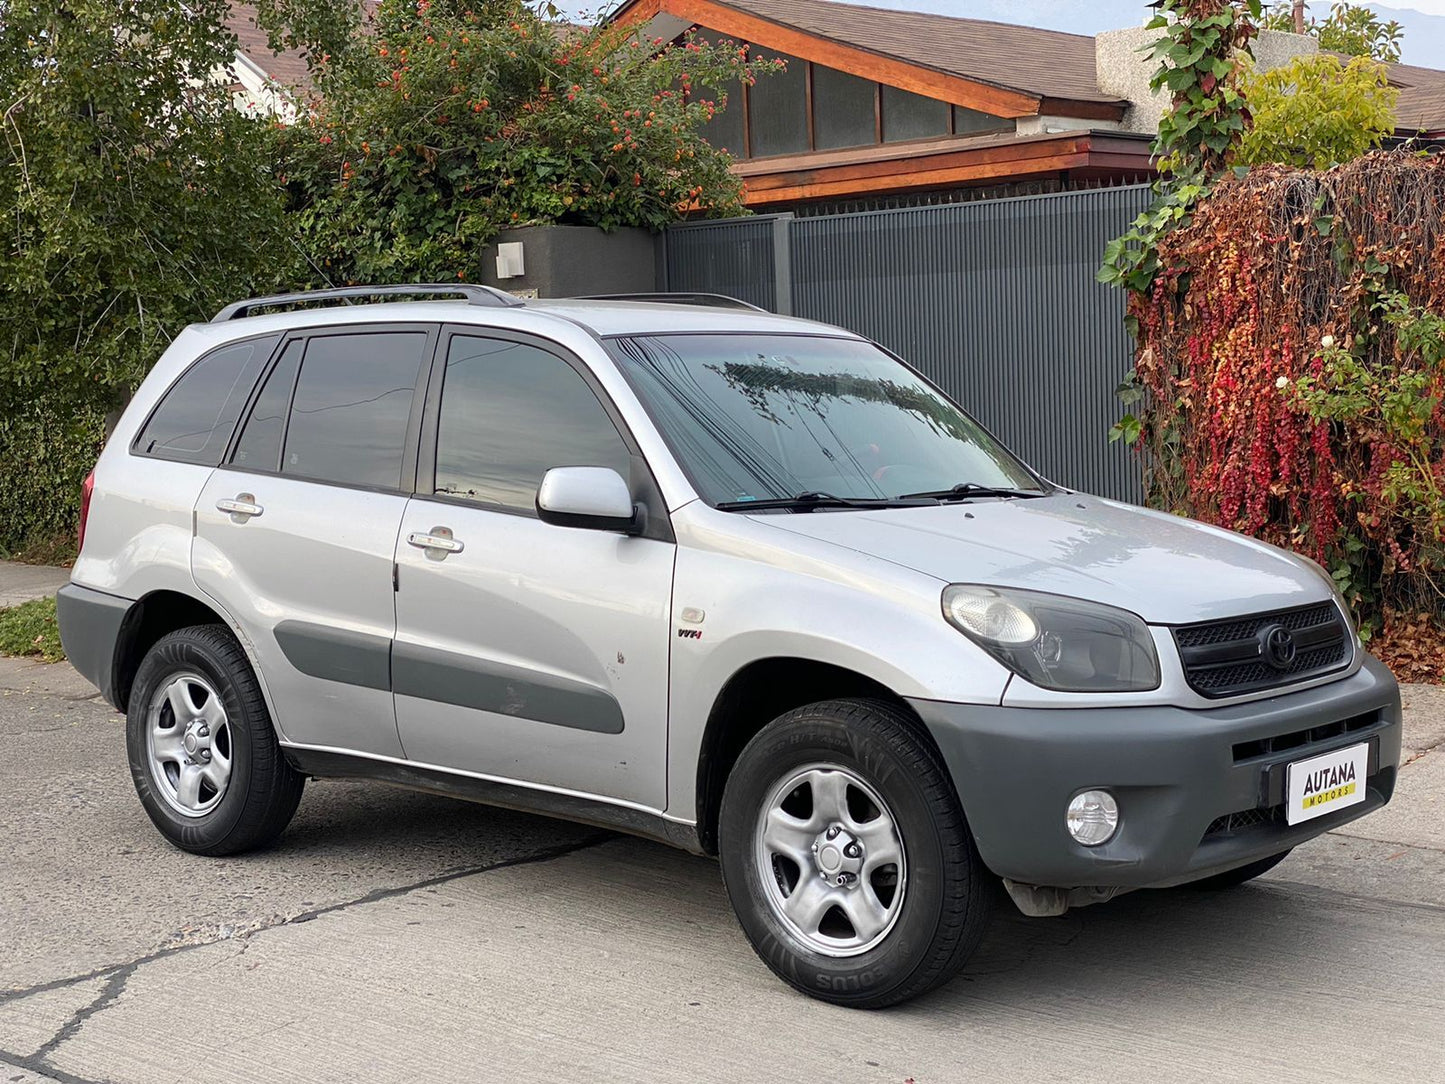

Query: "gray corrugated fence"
(663, 186), (1153, 502)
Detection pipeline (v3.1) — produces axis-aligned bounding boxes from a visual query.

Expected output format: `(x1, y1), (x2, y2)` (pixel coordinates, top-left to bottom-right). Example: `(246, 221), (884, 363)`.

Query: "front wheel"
(718, 699), (991, 1008)
(126, 624), (304, 856)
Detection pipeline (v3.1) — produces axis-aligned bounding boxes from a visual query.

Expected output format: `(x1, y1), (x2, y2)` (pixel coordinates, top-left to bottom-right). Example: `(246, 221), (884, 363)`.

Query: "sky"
(552, 1), (1445, 68)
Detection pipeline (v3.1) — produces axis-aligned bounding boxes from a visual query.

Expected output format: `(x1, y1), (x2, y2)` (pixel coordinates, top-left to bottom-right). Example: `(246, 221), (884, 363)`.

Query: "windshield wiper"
(715, 491), (938, 513)
(895, 482), (1050, 502)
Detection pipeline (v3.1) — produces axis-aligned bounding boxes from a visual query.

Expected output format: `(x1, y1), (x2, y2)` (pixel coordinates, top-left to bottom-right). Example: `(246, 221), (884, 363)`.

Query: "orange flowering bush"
(274, 0), (779, 283)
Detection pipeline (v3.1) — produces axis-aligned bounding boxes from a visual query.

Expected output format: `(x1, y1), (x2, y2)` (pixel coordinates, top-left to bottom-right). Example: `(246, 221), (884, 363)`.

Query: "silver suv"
(58, 285), (1401, 1008)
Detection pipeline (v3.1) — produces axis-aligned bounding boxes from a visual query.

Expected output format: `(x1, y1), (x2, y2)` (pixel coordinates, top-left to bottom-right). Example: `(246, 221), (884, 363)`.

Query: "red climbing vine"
(1130, 151), (1445, 675)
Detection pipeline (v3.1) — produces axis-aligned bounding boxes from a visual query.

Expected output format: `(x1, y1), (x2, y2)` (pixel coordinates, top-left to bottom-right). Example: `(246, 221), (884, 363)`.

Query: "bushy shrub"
(274, 0), (780, 285)
(1238, 54), (1398, 170)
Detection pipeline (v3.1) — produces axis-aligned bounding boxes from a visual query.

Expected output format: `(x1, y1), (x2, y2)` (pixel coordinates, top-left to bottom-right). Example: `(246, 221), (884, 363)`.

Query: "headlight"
(942, 585), (1160, 692)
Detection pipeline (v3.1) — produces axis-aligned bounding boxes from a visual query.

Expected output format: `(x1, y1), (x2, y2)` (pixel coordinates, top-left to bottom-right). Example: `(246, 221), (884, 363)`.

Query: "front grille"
(1204, 804), (1285, 838)
(1173, 602), (1351, 699)
(1232, 710), (1380, 763)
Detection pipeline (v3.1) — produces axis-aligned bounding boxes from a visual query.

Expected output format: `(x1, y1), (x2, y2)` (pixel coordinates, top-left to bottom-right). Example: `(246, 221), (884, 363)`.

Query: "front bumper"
(909, 654), (1401, 890)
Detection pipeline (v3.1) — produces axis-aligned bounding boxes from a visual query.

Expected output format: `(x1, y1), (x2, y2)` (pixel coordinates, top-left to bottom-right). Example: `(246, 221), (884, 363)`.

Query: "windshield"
(609, 334), (1042, 506)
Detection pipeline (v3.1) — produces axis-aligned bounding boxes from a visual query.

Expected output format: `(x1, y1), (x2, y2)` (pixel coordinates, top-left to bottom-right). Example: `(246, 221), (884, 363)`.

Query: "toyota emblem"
(1261, 624), (1297, 669)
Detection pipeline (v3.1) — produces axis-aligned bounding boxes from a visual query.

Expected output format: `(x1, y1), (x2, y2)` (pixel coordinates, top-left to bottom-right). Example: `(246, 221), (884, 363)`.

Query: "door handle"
(407, 526), (464, 558)
(217, 494), (263, 522)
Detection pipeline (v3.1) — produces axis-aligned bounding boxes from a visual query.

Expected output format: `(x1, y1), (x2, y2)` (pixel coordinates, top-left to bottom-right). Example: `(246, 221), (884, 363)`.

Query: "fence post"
(771, 214), (795, 315)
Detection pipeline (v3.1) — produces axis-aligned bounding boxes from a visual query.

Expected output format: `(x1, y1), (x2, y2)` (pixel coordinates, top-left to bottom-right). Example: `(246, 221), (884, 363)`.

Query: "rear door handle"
(407, 526), (464, 557)
(217, 494), (263, 521)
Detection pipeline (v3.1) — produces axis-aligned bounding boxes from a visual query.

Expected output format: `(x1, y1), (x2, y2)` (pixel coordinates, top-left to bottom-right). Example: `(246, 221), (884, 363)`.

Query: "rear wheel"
(1189, 849), (1292, 890)
(718, 699), (991, 1008)
(127, 625), (304, 856)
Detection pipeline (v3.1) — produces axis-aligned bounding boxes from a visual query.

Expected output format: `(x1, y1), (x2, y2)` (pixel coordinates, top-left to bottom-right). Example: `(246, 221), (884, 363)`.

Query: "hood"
(754, 495), (1329, 625)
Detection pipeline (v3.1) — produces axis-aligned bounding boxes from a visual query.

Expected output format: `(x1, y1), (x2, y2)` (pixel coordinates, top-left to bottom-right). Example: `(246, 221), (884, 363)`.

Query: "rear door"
(392, 329), (675, 807)
(193, 324), (437, 759)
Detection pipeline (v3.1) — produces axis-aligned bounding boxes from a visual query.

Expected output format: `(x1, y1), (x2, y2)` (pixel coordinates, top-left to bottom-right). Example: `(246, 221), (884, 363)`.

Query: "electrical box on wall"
(495, 242), (526, 279)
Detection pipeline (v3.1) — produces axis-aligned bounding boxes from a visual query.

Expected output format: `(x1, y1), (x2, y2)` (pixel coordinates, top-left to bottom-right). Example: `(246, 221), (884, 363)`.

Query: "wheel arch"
(693, 656), (943, 855)
(112, 590), (231, 712)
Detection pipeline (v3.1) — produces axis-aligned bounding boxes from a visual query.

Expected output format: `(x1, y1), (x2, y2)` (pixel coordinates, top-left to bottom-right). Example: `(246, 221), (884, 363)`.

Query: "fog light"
(1066, 790), (1119, 846)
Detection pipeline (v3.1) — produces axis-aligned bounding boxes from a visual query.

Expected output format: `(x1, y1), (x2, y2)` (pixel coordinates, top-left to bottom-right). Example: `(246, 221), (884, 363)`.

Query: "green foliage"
(1099, 2), (1261, 441)
(1145, 0), (1263, 179)
(275, 0), (780, 285)
(1238, 54), (1398, 169)
(1292, 294), (1445, 583)
(0, 597), (65, 663)
(1262, 2), (1404, 62)
(0, 1), (296, 546)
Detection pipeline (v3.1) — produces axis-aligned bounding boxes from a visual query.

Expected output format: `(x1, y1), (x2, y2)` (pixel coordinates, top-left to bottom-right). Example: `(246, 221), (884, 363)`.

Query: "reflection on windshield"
(611, 335), (1040, 506)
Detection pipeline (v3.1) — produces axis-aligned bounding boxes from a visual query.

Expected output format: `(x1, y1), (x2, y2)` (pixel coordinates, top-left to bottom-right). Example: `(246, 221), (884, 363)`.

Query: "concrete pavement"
(0, 562), (69, 609)
(2, 656), (1443, 1083)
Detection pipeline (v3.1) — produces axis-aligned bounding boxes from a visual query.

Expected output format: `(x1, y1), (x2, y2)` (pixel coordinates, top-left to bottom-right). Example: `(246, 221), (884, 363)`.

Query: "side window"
(134, 336), (278, 465)
(434, 336), (632, 514)
(231, 339), (303, 472)
(282, 332), (428, 490)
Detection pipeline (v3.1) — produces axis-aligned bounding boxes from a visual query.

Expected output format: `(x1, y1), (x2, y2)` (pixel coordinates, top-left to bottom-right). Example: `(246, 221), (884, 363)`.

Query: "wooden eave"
(613, 0), (1049, 119)
(731, 129), (1155, 206)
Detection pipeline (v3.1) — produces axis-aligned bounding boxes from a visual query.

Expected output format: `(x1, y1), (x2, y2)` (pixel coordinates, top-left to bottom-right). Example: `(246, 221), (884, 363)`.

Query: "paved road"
(2, 656), (1443, 1084)
(0, 563), (68, 609)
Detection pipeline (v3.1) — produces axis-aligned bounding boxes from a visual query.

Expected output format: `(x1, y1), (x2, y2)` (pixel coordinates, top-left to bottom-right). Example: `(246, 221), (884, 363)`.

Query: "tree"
(1262, 2), (1404, 62)
(0, 0), (293, 549)
(273, 0), (781, 286)
(1238, 53), (1398, 169)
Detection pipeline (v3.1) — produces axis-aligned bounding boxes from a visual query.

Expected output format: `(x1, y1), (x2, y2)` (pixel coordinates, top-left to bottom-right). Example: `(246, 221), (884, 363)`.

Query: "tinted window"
(882, 85), (949, 143)
(813, 66), (877, 151)
(955, 105), (1012, 136)
(281, 332), (427, 490)
(434, 336), (631, 513)
(135, 337), (277, 464)
(747, 50), (808, 157)
(231, 339), (302, 473)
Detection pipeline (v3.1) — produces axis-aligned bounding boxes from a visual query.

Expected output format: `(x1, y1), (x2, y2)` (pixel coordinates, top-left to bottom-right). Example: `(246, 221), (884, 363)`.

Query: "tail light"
(78, 469), (96, 553)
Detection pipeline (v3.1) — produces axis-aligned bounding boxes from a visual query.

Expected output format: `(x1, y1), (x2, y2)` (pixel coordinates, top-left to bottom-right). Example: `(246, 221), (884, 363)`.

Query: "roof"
(1389, 61), (1445, 134)
(228, 2), (315, 90)
(718, 0), (1120, 106)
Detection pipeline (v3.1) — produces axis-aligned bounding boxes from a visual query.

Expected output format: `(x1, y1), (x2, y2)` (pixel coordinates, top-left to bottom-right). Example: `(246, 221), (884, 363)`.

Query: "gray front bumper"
(909, 655), (1402, 890)
(55, 582), (131, 709)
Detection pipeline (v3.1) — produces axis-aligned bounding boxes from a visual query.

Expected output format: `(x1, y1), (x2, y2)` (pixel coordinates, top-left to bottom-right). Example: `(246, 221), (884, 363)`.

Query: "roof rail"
(211, 284), (525, 322)
(571, 292), (767, 312)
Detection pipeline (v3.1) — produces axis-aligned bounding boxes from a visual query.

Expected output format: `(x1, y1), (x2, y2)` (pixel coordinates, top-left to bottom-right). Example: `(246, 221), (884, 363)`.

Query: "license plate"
(1286, 742), (1369, 825)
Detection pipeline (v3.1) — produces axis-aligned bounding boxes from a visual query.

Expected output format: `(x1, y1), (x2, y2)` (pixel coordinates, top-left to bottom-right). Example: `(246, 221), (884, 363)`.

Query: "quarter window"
(231, 339), (302, 473)
(434, 336), (631, 514)
(134, 337), (278, 465)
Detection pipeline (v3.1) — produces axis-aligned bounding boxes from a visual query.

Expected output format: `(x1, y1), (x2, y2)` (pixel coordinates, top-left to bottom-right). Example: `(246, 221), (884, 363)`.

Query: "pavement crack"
(31, 965), (134, 1064)
(1, 832), (614, 1007)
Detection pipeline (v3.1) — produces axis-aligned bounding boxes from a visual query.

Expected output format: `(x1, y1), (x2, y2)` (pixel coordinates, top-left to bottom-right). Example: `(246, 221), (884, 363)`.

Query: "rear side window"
(434, 335), (631, 513)
(133, 336), (278, 464)
(231, 340), (303, 473)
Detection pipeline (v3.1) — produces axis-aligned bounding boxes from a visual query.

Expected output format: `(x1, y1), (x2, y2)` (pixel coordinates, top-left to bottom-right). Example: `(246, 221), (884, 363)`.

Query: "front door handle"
(407, 526), (464, 558)
(216, 494), (263, 522)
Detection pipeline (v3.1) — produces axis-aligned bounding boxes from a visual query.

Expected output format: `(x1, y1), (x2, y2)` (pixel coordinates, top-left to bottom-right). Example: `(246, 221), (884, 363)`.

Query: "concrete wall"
(479, 224), (660, 299)
(1095, 27), (1317, 135)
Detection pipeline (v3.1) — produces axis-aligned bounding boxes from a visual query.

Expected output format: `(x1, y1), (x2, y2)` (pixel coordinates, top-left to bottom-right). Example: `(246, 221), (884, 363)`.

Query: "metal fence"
(662, 185), (1153, 502)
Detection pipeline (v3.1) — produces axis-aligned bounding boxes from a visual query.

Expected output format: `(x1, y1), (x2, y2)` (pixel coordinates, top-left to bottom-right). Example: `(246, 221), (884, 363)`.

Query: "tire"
(1188, 849), (1292, 890)
(718, 698), (991, 1009)
(126, 624), (304, 856)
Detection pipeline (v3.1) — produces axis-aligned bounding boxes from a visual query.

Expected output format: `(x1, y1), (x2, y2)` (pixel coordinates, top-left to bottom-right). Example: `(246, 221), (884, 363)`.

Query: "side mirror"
(536, 467), (640, 534)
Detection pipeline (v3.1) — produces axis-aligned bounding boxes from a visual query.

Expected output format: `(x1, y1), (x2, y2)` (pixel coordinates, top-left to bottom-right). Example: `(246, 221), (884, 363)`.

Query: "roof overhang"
(611, 0), (1050, 119)
(731, 129), (1155, 206)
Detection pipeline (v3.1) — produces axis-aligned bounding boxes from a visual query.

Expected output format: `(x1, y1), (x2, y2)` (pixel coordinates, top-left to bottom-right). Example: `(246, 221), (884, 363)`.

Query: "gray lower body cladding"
(55, 582), (131, 708)
(909, 655), (1402, 891)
